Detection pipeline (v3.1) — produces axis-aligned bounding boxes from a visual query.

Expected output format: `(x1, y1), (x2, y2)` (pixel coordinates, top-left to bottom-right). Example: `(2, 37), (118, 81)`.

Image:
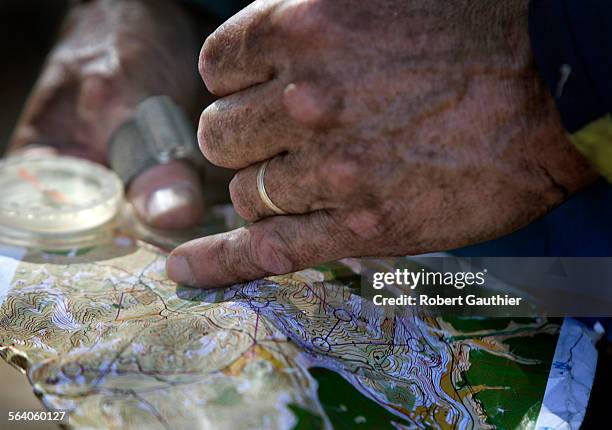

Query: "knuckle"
(198, 42), (209, 82)
(284, 82), (345, 129)
(197, 106), (227, 167)
(216, 232), (258, 284)
(324, 159), (363, 191)
(214, 236), (236, 281)
(343, 209), (386, 241)
(199, 101), (248, 169)
(200, 15), (259, 96)
(199, 36), (221, 93)
(229, 174), (258, 221)
(251, 227), (295, 275)
(274, 0), (325, 38)
(199, 26), (239, 96)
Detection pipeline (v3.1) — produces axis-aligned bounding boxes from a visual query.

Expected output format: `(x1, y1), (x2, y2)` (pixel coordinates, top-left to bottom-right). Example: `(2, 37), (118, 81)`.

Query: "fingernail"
(146, 184), (197, 225)
(167, 255), (195, 286)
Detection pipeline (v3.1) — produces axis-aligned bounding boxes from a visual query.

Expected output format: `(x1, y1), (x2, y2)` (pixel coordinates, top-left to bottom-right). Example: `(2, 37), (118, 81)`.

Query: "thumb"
(8, 148), (206, 231)
(166, 211), (349, 287)
(128, 161), (205, 230)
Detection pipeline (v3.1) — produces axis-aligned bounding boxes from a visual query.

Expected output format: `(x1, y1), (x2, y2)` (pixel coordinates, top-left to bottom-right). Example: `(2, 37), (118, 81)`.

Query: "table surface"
(0, 361), (57, 430)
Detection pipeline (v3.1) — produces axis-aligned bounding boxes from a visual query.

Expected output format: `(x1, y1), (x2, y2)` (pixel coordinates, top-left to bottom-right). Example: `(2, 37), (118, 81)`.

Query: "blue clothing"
(466, 1), (612, 335)
(454, 179), (612, 257)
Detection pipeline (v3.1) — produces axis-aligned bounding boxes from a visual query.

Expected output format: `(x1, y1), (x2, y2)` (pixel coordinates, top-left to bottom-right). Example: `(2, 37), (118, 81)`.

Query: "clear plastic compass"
(0, 155), (123, 248)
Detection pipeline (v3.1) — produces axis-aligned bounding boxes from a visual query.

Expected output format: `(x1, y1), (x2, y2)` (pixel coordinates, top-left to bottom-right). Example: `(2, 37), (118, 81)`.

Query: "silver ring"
(257, 160), (287, 215)
(109, 95), (203, 185)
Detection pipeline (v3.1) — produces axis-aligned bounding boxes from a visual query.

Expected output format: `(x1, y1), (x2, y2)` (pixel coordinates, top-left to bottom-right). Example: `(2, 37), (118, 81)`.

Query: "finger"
(200, 2), (283, 96)
(8, 65), (112, 164)
(229, 154), (331, 222)
(198, 81), (304, 169)
(9, 149), (206, 231)
(166, 210), (351, 287)
(128, 161), (205, 230)
(8, 65), (82, 154)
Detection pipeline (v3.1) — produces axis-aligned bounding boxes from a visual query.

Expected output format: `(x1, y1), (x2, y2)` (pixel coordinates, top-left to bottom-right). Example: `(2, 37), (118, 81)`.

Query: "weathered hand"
(168, 0), (596, 286)
(8, 0), (209, 229)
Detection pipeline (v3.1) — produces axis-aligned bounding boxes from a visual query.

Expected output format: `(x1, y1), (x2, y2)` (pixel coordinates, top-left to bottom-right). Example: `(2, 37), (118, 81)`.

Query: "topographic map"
(0, 231), (599, 429)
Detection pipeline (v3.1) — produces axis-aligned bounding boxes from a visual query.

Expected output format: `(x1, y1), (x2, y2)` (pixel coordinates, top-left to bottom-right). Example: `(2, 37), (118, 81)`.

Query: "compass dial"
(0, 156), (123, 238)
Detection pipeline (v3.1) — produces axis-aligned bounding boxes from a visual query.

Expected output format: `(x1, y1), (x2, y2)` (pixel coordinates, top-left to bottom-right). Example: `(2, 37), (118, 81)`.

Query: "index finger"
(166, 210), (352, 287)
(200, 0), (284, 96)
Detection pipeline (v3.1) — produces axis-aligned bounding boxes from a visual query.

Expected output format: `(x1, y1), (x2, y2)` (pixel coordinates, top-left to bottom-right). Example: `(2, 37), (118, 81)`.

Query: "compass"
(0, 156), (123, 247)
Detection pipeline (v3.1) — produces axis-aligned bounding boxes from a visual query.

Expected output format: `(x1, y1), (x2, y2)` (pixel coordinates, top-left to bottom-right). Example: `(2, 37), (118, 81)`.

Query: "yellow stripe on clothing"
(570, 115), (612, 182)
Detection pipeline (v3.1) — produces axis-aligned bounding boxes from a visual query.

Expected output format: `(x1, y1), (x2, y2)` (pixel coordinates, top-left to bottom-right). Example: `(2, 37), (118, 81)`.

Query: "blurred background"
(0, 2), (66, 427)
(0, 1), (608, 428)
(0, 0), (67, 153)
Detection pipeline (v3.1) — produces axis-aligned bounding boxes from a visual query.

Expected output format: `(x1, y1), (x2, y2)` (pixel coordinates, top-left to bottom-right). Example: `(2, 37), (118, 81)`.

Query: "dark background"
(0, 0), (68, 152)
(0, 3), (68, 427)
(0, 1), (608, 428)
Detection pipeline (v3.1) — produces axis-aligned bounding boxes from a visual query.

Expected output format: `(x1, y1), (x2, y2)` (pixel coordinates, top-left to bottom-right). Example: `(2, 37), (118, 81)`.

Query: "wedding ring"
(257, 160), (287, 215)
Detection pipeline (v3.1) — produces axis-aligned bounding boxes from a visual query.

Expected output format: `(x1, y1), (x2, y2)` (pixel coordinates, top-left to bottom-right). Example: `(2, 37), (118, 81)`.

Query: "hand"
(8, 0), (210, 229)
(168, 0), (596, 286)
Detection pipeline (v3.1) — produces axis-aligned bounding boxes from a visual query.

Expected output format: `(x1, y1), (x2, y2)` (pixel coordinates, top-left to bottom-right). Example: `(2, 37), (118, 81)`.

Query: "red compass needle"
(18, 168), (70, 205)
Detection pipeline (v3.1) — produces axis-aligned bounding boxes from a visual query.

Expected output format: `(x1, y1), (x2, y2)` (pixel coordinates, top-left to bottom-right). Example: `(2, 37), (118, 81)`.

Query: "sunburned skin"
(167, 0), (597, 287)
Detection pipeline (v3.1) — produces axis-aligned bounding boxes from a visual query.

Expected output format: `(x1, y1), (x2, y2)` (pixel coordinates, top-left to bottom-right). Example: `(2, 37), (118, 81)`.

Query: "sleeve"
(529, 0), (612, 181)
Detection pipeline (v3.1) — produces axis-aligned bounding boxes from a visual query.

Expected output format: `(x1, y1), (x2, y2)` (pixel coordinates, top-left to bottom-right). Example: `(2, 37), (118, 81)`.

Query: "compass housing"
(0, 156), (123, 248)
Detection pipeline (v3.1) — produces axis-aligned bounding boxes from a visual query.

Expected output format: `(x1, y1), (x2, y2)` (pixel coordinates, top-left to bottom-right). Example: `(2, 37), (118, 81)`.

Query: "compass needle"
(0, 156), (123, 247)
(18, 167), (70, 205)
